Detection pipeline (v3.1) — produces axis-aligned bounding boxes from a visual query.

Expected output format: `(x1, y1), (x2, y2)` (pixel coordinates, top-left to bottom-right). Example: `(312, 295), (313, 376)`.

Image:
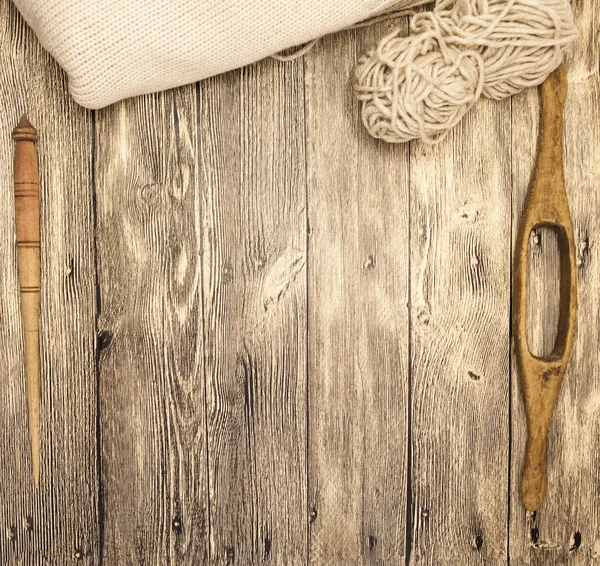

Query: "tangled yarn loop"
(354, 0), (578, 144)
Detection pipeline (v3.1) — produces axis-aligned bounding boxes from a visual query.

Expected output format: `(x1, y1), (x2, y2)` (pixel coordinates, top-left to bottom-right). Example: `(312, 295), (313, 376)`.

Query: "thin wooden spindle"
(12, 114), (41, 488)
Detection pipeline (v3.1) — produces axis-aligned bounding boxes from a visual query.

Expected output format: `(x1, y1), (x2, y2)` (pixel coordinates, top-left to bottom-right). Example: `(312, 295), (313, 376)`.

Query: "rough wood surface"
(510, 0), (600, 562)
(408, 91), (512, 564)
(95, 87), (209, 564)
(305, 19), (410, 566)
(198, 58), (308, 565)
(0, 2), (98, 564)
(0, 1), (598, 564)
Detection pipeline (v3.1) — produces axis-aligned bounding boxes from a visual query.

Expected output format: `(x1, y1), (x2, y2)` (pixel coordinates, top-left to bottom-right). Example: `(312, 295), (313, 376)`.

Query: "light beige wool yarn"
(354, 0), (579, 144)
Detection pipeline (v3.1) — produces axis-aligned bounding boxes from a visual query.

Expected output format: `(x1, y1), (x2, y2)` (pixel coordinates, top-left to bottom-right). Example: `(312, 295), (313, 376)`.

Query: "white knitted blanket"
(13, 0), (425, 109)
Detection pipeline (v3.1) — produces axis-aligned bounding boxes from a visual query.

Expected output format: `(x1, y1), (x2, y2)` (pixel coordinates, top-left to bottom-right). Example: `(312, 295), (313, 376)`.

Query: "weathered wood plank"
(0, 2), (98, 564)
(525, 226), (561, 359)
(408, 99), (512, 562)
(510, 0), (600, 561)
(95, 88), (208, 564)
(198, 57), (307, 565)
(0, 3), (597, 565)
(305, 19), (410, 565)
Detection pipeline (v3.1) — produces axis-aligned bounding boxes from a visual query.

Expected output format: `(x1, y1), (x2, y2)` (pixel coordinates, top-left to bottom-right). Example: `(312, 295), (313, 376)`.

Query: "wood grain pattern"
(0, 1), (598, 564)
(198, 57), (307, 565)
(0, 1), (98, 564)
(305, 19), (410, 565)
(408, 95), (512, 563)
(95, 88), (209, 564)
(510, 0), (600, 562)
(525, 226), (561, 359)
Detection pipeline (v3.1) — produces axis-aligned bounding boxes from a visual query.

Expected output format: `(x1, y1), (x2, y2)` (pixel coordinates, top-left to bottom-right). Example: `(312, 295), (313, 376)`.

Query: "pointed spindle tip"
(12, 114), (38, 142)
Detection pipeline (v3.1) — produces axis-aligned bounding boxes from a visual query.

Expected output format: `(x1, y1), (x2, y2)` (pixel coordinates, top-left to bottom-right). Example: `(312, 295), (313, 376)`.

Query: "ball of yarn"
(354, 0), (579, 144)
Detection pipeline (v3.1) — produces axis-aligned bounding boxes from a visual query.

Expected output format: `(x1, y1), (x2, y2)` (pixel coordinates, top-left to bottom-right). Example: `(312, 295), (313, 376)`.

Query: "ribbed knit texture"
(13, 0), (424, 109)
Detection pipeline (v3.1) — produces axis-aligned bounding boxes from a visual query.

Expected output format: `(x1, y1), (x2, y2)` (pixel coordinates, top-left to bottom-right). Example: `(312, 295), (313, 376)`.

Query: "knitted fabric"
(13, 0), (426, 109)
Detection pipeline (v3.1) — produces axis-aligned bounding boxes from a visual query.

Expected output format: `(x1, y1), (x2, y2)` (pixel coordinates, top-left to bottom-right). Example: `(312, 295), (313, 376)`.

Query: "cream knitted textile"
(12, 0), (426, 109)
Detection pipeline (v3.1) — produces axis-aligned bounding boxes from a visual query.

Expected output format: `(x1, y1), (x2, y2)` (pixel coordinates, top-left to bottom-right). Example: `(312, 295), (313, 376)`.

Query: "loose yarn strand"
(272, 38), (321, 62)
(355, 0), (579, 143)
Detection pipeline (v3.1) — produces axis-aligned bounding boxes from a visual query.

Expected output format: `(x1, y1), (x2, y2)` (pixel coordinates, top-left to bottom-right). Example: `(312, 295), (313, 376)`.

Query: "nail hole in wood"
(74, 548), (83, 560)
(23, 516), (33, 532)
(569, 531), (582, 552)
(171, 517), (182, 533)
(222, 262), (234, 283)
(363, 255), (375, 270)
(530, 527), (539, 544)
(475, 535), (483, 551)
(417, 307), (430, 326)
(264, 533), (271, 559)
(309, 506), (318, 524)
(98, 330), (113, 351)
(368, 535), (377, 550)
(225, 546), (235, 564)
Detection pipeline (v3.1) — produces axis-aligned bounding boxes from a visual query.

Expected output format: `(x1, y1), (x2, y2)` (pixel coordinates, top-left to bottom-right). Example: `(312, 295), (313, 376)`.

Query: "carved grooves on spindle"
(12, 114), (41, 488)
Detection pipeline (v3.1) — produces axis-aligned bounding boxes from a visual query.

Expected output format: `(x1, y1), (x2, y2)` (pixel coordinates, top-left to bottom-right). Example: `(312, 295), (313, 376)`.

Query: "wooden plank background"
(0, 0), (598, 564)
